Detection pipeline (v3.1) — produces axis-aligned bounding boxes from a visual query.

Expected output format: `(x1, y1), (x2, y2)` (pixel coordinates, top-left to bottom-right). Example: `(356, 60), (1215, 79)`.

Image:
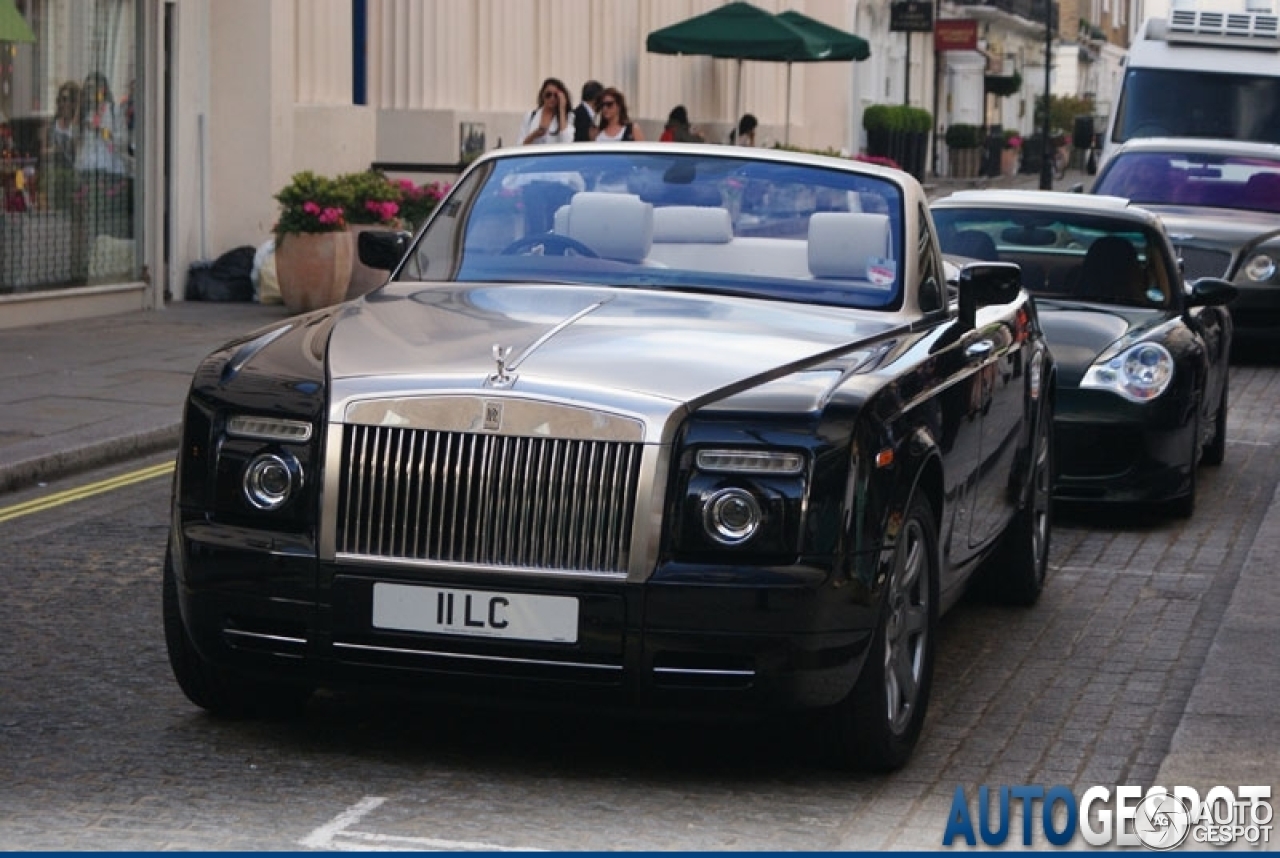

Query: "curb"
(0, 423), (180, 495)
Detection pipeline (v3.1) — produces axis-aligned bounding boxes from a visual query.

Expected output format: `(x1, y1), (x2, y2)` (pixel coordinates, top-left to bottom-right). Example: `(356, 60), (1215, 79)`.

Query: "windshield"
(933, 208), (1176, 311)
(1093, 150), (1280, 213)
(396, 151), (907, 311)
(1112, 68), (1280, 146)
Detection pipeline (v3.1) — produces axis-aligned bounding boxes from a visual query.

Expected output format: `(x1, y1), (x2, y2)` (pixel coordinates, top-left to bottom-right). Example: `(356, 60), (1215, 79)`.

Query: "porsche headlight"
(1241, 253), (1277, 283)
(1081, 342), (1174, 402)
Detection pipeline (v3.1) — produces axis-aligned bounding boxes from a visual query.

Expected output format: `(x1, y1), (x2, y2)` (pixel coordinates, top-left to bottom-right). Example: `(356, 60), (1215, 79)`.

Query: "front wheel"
(980, 409), (1053, 606)
(1201, 377), (1227, 466)
(827, 493), (938, 771)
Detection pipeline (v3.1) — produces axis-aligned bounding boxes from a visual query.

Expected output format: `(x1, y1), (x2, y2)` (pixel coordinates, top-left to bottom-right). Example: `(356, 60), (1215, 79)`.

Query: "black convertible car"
(932, 190), (1236, 516)
(166, 144), (1054, 771)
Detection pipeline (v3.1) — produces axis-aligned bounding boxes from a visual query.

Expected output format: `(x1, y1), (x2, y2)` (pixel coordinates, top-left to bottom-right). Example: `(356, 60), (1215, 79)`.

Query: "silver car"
(1090, 137), (1279, 341)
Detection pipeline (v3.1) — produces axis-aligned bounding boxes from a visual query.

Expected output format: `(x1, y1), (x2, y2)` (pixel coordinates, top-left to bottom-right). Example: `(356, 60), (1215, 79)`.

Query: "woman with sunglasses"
(592, 87), (644, 142)
(520, 78), (574, 145)
(46, 81), (81, 170)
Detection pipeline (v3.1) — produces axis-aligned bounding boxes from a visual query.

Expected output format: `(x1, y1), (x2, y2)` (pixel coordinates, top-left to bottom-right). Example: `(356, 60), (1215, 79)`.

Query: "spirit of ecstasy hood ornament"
(487, 344), (516, 388)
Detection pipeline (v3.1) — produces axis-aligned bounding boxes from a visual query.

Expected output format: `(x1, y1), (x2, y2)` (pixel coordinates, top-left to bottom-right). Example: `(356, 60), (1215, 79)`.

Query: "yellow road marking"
(0, 461), (174, 524)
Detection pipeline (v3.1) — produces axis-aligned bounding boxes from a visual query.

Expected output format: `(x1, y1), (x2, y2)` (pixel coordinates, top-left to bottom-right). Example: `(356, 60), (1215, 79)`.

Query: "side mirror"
(958, 262), (1022, 327)
(1186, 277), (1238, 308)
(357, 229), (413, 271)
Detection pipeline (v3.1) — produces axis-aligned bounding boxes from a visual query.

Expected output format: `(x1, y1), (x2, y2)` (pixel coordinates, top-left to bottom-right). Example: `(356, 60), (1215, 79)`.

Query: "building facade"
(0, 0), (1139, 329)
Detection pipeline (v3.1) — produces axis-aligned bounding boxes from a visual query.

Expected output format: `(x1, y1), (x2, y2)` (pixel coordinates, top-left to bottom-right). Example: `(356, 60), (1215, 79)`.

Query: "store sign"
(890, 1), (934, 32)
(935, 19), (978, 51)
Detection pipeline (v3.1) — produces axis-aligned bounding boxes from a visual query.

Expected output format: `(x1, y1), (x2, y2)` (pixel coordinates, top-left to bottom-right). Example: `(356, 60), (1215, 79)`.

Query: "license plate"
(372, 583), (579, 643)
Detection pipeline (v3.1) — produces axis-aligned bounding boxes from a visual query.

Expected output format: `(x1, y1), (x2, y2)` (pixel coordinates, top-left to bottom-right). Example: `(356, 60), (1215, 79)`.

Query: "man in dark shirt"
(573, 80), (604, 142)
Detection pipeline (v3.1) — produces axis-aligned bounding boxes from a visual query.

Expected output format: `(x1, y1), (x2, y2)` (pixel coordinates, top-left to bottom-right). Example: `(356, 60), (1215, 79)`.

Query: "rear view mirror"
(357, 229), (412, 270)
(958, 262), (1022, 327)
(1186, 277), (1237, 308)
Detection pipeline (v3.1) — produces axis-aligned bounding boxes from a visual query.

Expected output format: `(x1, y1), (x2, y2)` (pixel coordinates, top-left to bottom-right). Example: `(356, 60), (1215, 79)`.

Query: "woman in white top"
(520, 78), (575, 145)
(592, 87), (644, 142)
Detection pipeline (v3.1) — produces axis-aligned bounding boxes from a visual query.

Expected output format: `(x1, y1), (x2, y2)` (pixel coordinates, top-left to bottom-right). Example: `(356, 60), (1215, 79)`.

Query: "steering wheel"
(500, 233), (599, 258)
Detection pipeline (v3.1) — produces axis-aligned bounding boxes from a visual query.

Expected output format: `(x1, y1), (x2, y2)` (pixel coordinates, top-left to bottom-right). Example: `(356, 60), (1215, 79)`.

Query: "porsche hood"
(323, 283), (897, 427)
(1035, 301), (1166, 387)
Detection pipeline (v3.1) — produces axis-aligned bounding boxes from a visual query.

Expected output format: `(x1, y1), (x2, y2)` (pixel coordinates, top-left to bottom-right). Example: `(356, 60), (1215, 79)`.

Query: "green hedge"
(863, 104), (933, 133)
(945, 123), (982, 149)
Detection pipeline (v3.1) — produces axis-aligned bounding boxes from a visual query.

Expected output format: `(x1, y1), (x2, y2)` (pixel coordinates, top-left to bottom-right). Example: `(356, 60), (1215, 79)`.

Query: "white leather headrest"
(651, 206), (734, 244)
(566, 192), (653, 262)
(808, 212), (893, 281)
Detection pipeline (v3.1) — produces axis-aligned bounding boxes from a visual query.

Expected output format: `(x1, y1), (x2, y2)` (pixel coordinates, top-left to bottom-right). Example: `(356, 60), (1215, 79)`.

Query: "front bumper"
(171, 522), (879, 714)
(1052, 389), (1196, 504)
(1228, 281), (1280, 339)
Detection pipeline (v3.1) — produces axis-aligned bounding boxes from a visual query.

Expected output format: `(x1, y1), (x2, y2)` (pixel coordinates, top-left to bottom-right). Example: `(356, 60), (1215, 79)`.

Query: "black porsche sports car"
(932, 189), (1236, 516)
(166, 144), (1055, 771)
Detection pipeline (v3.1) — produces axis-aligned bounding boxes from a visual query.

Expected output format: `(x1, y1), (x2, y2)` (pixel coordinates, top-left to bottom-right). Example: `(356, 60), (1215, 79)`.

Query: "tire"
(982, 408), (1053, 607)
(163, 545), (312, 718)
(1167, 427), (1198, 519)
(827, 493), (938, 772)
(1201, 378), (1227, 467)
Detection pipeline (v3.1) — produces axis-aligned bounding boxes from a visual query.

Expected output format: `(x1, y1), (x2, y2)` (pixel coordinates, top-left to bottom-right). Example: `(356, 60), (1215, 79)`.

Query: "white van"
(1102, 4), (1280, 166)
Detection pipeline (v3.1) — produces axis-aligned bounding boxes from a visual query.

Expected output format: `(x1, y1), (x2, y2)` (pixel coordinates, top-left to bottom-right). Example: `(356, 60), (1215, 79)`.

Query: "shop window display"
(1, 0), (138, 295)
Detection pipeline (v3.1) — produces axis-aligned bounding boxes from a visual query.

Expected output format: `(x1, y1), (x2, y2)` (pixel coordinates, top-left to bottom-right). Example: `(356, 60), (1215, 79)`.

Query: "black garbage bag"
(186, 245), (257, 301)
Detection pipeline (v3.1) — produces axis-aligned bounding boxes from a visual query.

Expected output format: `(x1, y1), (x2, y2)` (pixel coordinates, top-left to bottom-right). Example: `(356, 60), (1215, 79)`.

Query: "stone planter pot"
(274, 230), (353, 314)
(948, 147), (980, 179)
(1002, 148), (1020, 177)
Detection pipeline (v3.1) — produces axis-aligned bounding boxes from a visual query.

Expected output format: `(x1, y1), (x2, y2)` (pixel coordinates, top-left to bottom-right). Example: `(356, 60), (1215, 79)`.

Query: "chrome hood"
(325, 283), (897, 434)
(1035, 300), (1165, 387)
(1144, 205), (1280, 244)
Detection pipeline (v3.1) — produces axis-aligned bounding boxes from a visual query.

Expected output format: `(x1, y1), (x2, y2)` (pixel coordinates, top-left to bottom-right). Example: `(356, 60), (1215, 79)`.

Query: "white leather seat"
(651, 206), (734, 244)
(564, 192), (654, 262)
(807, 212), (893, 281)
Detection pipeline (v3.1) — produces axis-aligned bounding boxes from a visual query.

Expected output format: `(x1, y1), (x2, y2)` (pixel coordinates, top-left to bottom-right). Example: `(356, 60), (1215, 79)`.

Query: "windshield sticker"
(868, 257), (897, 288)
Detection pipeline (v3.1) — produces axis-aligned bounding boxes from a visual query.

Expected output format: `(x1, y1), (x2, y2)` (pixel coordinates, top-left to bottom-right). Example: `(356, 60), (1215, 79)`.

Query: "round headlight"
(1242, 254), (1277, 283)
(702, 487), (763, 545)
(243, 453), (301, 510)
(1121, 343), (1173, 396)
(1082, 341), (1174, 402)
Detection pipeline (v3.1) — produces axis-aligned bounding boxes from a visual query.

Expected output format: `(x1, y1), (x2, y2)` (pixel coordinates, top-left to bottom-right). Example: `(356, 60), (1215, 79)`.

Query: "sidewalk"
(0, 301), (291, 494)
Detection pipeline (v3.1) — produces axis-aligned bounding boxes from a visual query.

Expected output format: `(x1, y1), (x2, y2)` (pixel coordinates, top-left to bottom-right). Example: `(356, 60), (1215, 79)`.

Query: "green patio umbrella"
(775, 10), (871, 143)
(646, 1), (832, 136)
(0, 0), (36, 43)
(647, 2), (870, 144)
(776, 10), (870, 62)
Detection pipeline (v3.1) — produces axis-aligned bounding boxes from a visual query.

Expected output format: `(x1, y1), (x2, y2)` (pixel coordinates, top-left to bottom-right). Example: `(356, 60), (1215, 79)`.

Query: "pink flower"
(318, 206), (344, 225)
(365, 199), (400, 222)
(302, 201), (321, 215)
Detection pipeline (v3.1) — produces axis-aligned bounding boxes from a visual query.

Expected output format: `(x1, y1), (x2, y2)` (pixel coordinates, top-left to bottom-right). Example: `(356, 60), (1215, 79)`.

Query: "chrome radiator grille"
(1176, 246), (1231, 280)
(337, 424), (642, 574)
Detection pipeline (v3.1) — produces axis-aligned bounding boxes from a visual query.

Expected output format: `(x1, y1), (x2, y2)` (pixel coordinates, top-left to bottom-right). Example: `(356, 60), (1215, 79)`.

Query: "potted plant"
(394, 178), (452, 232)
(336, 170), (401, 299)
(1002, 131), (1023, 176)
(945, 124), (982, 179)
(272, 170), (352, 313)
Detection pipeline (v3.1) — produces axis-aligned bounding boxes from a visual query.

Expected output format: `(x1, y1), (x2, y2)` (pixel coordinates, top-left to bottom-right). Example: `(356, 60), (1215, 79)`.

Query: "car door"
(966, 303), (1027, 549)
